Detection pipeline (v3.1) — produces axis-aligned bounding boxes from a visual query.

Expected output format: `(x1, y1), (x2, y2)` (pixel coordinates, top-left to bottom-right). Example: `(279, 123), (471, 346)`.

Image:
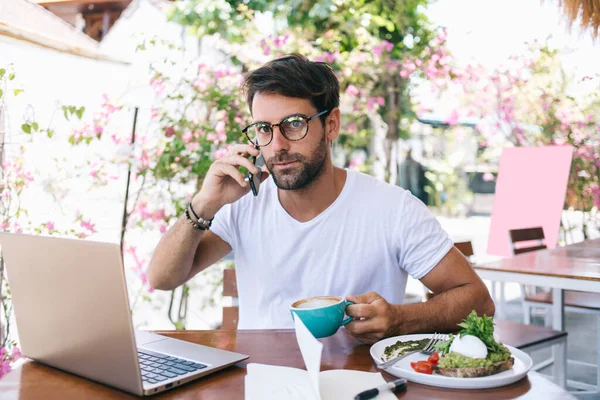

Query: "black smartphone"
(245, 151), (264, 196)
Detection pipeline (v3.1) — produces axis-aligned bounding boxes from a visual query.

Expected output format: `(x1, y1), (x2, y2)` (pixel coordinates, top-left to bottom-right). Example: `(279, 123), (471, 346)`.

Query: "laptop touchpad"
(135, 330), (169, 345)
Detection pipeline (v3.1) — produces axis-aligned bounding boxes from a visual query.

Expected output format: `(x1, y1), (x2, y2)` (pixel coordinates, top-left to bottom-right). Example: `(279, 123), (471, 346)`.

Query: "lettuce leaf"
(435, 310), (509, 356)
(457, 310), (508, 356)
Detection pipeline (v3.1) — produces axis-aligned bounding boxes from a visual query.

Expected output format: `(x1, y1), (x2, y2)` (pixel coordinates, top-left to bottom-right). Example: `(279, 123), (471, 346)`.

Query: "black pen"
(354, 378), (407, 400)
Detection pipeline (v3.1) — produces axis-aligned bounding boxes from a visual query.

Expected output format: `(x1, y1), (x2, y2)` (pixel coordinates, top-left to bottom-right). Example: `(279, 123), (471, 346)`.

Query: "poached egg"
(449, 334), (488, 359)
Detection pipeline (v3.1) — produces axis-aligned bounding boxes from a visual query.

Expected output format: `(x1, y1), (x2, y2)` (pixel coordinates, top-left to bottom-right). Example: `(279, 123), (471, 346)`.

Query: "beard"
(265, 134), (328, 191)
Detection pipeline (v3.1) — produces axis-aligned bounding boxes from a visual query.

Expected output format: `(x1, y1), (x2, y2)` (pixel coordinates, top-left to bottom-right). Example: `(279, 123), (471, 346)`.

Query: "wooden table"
(0, 327), (574, 399)
(473, 239), (600, 392)
(474, 238), (600, 332)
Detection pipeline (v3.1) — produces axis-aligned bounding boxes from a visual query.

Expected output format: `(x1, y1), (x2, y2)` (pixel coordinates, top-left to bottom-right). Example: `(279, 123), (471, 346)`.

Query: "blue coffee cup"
(290, 296), (354, 338)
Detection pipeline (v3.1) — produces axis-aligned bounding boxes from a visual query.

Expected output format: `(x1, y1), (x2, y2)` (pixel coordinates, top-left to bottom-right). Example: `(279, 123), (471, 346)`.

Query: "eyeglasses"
(242, 109), (330, 147)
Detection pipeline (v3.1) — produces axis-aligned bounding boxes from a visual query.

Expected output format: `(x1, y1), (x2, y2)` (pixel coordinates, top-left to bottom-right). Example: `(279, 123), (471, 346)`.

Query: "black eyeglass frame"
(241, 109), (330, 147)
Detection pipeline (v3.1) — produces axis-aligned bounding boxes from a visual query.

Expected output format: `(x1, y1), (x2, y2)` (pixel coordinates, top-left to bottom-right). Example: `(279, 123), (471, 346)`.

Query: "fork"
(377, 333), (444, 369)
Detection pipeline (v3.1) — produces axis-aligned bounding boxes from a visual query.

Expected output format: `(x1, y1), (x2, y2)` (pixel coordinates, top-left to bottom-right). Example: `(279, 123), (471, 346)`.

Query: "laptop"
(0, 232), (248, 396)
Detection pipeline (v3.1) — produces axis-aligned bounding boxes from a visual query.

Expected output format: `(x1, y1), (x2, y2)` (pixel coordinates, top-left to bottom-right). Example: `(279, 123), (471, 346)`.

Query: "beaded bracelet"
(185, 207), (213, 231)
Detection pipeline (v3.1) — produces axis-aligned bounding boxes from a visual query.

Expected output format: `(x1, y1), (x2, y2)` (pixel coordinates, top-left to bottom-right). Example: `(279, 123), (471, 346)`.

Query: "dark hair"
(241, 54), (340, 124)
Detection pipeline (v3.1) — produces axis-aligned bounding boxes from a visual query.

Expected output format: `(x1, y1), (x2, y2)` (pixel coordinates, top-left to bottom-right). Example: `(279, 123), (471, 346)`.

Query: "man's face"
(251, 93), (329, 191)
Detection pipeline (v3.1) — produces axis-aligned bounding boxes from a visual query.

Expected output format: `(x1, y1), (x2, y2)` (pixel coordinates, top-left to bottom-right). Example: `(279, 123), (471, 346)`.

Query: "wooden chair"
(509, 227), (600, 325)
(509, 227), (552, 326)
(222, 268), (239, 330)
(454, 241), (474, 260)
(510, 227), (600, 395)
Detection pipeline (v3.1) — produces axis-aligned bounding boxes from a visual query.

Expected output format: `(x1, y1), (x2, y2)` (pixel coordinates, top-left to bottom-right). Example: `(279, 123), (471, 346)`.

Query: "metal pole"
(120, 107), (138, 256)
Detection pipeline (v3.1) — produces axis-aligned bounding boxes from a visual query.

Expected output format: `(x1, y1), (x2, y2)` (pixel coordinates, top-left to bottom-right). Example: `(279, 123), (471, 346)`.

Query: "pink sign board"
(487, 146), (573, 257)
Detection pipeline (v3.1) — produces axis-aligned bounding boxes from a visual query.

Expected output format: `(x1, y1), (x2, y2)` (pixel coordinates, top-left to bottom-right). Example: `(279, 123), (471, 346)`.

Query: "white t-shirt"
(210, 170), (453, 329)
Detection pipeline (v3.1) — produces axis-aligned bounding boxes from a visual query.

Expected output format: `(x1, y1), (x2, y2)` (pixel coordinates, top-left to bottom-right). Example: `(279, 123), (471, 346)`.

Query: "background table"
(474, 238), (600, 331)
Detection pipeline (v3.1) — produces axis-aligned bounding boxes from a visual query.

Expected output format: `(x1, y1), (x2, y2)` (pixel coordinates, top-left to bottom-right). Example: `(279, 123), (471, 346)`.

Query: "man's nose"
(270, 125), (290, 153)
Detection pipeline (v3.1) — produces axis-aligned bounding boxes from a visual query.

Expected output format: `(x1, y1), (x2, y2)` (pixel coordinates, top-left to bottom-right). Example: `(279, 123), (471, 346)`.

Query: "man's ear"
(326, 107), (341, 143)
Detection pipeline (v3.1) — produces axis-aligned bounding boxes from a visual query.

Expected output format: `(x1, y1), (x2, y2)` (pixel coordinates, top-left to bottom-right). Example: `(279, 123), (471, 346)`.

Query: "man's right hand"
(190, 144), (269, 219)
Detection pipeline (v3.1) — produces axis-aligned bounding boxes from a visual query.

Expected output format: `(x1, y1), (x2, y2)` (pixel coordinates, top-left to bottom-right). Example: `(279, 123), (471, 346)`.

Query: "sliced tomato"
(410, 361), (418, 370)
(413, 360), (433, 374)
(427, 352), (439, 365)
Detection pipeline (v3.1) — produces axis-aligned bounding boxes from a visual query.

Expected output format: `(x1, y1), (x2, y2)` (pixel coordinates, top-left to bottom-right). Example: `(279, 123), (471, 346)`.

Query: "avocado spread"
(437, 350), (511, 368)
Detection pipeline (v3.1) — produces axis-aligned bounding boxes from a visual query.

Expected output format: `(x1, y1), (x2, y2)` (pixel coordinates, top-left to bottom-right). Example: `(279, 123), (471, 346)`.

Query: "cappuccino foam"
(296, 298), (339, 309)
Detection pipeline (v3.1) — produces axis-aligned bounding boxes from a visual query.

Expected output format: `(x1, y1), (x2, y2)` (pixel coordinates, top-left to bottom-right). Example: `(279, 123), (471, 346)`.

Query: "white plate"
(370, 334), (533, 389)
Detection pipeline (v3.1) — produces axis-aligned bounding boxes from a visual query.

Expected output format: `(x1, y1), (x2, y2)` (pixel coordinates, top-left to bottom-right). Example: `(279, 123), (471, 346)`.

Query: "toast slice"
(433, 357), (514, 378)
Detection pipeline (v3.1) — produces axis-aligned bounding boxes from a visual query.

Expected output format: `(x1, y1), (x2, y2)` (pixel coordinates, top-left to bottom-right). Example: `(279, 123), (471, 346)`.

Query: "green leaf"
(8, 72), (15, 81)
(13, 89), (23, 96)
(174, 320), (185, 330)
(0, 89), (3, 99)
(62, 106), (69, 120)
(21, 123), (31, 134)
(47, 129), (54, 138)
(0, 68), (5, 78)
(76, 106), (85, 119)
(32, 122), (39, 131)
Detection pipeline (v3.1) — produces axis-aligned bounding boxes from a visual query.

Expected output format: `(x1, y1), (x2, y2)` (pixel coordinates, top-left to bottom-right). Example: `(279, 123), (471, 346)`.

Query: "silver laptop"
(0, 233), (248, 396)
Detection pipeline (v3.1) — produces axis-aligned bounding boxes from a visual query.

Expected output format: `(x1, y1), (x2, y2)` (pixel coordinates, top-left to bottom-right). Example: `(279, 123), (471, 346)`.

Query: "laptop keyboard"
(138, 349), (207, 385)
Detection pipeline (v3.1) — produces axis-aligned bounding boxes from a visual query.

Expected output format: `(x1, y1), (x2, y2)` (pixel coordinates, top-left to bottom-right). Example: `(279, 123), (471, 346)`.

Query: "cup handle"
(341, 301), (354, 326)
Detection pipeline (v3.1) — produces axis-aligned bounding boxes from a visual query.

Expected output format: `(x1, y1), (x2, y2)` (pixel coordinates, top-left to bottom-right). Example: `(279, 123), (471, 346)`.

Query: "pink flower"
(0, 221), (9, 231)
(366, 97), (385, 112)
(164, 126), (175, 138)
(160, 224), (167, 234)
(214, 68), (226, 80)
(215, 121), (226, 136)
(324, 52), (337, 64)
(182, 131), (193, 144)
(80, 219), (96, 234)
(11, 347), (21, 361)
(382, 40), (393, 52)
(482, 172), (495, 182)
(372, 45), (384, 59)
(46, 221), (55, 231)
(416, 104), (430, 117)
(263, 46), (271, 56)
(349, 156), (365, 169)
(150, 77), (165, 96)
(443, 109), (460, 126)
(0, 360), (10, 378)
(153, 209), (167, 221)
(192, 75), (210, 92)
(345, 85), (360, 96)
(215, 148), (227, 159)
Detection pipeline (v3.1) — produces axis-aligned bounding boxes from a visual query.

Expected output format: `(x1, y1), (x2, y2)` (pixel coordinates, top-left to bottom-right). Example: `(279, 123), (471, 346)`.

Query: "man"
(148, 54), (494, 344)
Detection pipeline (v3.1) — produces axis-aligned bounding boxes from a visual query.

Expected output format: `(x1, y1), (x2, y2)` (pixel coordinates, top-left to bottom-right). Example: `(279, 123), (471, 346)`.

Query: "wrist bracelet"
(188, 202), (202, 220)
(185, 208), (213, 230)
(188, 202), (213, 224)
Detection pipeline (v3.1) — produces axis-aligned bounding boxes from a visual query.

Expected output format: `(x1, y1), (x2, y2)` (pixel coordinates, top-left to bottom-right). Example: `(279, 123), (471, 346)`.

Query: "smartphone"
(245, 150), (264, 196)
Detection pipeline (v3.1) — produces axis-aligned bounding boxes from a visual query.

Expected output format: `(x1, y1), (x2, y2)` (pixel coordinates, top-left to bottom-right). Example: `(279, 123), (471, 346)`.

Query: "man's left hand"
(344, 292), (399, 344)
